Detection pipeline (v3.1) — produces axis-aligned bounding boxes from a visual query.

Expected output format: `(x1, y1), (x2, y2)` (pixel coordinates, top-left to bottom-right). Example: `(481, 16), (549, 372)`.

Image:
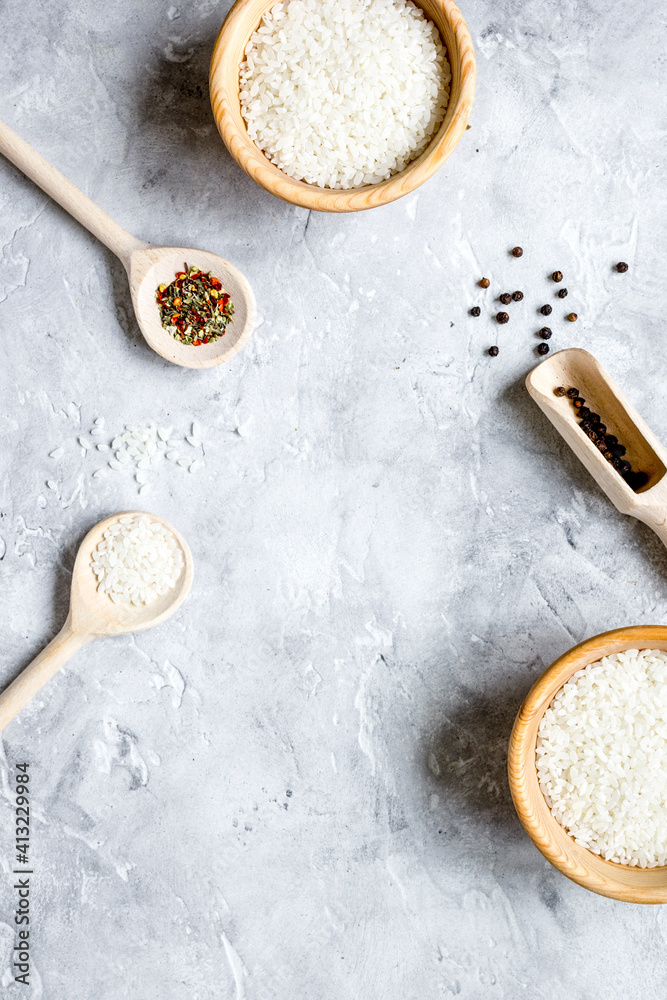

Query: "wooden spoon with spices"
(0, 512), (193, 732)
(527, 348), (667, 549)
(0, 119), (255, 368)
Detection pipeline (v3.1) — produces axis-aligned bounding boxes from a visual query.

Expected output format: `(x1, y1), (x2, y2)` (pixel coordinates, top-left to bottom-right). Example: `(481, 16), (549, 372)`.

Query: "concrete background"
(0, 0), (666, 995)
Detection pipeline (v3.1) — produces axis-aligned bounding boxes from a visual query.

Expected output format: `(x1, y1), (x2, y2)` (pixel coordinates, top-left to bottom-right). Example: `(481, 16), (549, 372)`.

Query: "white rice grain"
(537, 648), (667, 867)
(90, 515), (183, 606)
(239, 0), (451, 189)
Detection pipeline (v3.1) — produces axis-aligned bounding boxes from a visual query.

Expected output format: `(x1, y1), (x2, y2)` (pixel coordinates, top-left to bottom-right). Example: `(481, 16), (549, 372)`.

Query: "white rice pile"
(91, 516), (184, 606)
(239, 0), (451, 189)
(536, 648), (667, 867)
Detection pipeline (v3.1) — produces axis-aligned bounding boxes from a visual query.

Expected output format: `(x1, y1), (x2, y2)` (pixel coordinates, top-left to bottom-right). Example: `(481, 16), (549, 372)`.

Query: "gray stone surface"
(1, 0), (666, 996)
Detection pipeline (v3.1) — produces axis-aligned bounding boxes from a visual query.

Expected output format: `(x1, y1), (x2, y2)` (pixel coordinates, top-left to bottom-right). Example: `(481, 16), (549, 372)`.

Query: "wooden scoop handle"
(0, 118), (146, 264)
(0, 620), (90, 732)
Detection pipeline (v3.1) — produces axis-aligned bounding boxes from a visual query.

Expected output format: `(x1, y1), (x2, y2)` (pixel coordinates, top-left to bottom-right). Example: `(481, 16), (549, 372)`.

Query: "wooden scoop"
(0, 512), (193, 732)
(527, 348), (667, 548)
(0, 119), (255, 368)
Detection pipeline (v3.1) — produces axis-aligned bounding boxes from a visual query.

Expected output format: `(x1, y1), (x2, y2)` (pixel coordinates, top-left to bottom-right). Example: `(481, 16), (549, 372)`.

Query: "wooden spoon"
(526, 348), (667, 548)
(0, 119), (255, 368)
(0, 512), (193, 732)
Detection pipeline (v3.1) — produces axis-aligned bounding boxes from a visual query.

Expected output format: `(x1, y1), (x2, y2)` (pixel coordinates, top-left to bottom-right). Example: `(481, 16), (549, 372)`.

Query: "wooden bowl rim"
(209, 0), (476, 212)
(509, 625), (667, 903)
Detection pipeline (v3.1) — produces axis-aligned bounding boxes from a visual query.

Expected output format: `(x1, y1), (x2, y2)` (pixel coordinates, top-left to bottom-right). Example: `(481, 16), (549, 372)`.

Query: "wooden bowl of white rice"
(209, 0), (475, 211)
(509, 626), (667, 903)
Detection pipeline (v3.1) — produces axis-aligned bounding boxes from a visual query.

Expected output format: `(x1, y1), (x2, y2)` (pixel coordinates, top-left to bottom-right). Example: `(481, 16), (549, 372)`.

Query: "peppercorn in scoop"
(156, 264), (234, 346)
(555, 385), (649, 491)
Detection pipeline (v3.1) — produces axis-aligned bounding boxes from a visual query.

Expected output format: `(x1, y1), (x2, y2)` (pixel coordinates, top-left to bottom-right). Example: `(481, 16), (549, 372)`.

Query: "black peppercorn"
(554, 386), (567, 396)
(616, 262), (629, 273)
(573, 398), (584, 408)
(499, 293), (512, 305)
(588, 412), (600, 422)
(488, 345), (499, 357)
(603, 450), (614, 461)
(627, 470), (649, 489)
(619, 460), (631, 474)
(596, 424), (607, 437)
(479, 277), (490, 288)
(587, 429), (599, 442)
(557, 288), (568, 298)
(612, 443), (626, 457)
(512, 290), (524, 302)
(567, 387), (580, 398)
(511, 246), (523, 257)
(552, 271), (563, 282)
(579, 406), (590, 418)
(613, 457), (624, 470)
(605, 435), (618, 447)
(496, 312), (509, 324)
(538, 327), (552, 339)
(540, 304), (552, 316)
(537, 343), (549, 355)
(470, 306), (481, 317)
(567, 313), (578, 322)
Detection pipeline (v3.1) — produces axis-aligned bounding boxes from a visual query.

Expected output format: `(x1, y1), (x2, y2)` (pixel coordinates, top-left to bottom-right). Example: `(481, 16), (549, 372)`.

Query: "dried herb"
(156, 264), (234, 346)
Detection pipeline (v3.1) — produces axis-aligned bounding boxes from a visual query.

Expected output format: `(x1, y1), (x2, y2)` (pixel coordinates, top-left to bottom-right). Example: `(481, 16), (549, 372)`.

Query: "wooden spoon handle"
(0, 622), (90, 732)
(0, 119), (147, 264)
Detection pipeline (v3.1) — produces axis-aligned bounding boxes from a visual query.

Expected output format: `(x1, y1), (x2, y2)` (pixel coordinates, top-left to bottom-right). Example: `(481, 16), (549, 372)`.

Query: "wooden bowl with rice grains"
(209, 0), (476, 212)
(509, 626), (667, 903)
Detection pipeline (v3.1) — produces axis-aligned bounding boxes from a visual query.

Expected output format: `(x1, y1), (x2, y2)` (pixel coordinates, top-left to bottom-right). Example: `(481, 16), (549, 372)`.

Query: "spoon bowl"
(0, 511), (193, 731)
(70, 511), (193, 636)
(129, 246), (255, 368)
